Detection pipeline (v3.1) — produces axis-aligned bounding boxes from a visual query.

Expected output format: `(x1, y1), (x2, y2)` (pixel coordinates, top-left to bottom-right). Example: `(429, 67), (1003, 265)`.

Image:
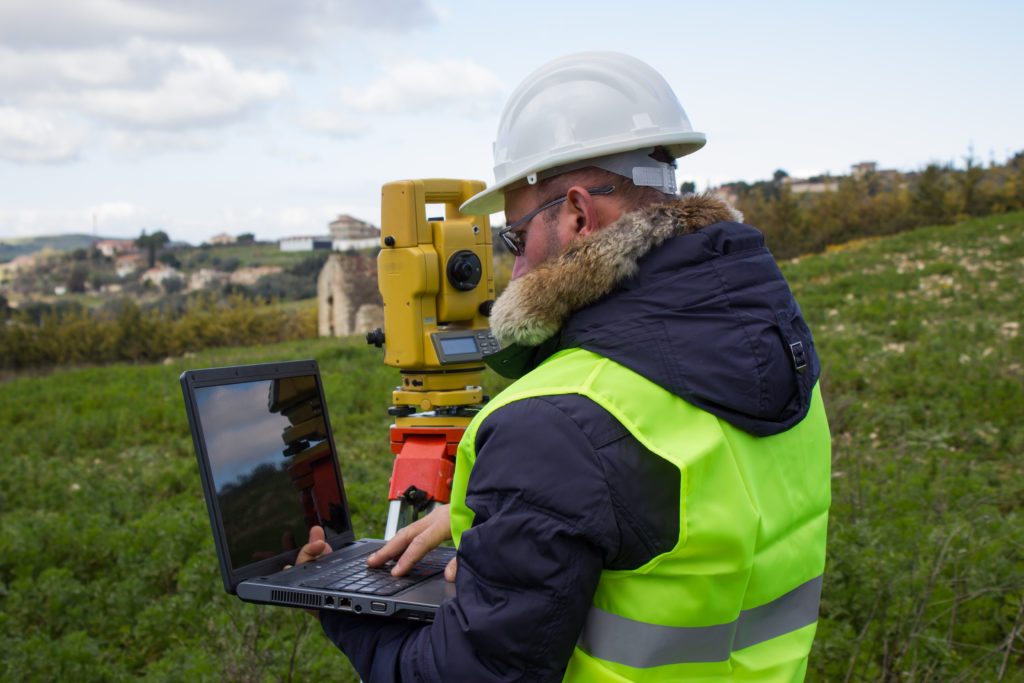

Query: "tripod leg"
(384, 499), (409, 540)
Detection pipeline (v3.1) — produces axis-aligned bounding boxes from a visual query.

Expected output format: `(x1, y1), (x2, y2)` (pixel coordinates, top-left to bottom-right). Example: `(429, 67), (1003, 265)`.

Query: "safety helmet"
(461, 51), (706, 215)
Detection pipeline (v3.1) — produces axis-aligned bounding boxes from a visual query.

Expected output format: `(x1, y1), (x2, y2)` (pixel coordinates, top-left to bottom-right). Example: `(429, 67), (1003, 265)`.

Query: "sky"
(1, 0), (1021, 245)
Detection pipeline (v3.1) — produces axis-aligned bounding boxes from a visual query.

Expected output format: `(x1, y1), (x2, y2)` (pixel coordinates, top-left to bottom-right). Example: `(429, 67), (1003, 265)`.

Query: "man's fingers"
(367, 517), (427, 567)
(367, 505), (453, 576)
(444, 557), (458, 582)
(294, 526), (333, 565)
(296, 539), (326, 565)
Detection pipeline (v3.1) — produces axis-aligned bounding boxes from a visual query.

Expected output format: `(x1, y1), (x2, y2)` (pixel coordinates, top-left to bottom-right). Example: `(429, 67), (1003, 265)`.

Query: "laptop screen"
(188, 366), (352, 574)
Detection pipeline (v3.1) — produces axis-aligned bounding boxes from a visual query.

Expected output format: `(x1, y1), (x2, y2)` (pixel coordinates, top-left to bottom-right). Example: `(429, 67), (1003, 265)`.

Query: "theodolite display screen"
(430, 329), (501, 365)
(439, 335), (478, 355)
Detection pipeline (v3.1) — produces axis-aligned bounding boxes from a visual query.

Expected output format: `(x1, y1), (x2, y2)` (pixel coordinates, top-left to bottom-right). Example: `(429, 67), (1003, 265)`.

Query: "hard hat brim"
(460, 133), (706, 216)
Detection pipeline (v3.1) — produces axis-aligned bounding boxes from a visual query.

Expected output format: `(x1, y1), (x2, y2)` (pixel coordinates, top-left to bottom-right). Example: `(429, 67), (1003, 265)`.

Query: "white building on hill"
(279, 214), (380, 252)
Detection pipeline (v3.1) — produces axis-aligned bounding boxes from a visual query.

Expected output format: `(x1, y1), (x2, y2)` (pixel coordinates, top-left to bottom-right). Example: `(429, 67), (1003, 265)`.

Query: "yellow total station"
(368, 179), (498, 416)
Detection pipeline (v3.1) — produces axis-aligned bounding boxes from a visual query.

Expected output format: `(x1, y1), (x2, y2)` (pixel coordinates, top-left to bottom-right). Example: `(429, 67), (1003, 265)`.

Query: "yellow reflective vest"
(451, 347), (831, 681)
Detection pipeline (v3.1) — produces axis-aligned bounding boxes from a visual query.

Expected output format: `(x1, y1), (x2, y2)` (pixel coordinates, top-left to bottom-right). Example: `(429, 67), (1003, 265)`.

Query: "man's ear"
(565, 186), (600, 237)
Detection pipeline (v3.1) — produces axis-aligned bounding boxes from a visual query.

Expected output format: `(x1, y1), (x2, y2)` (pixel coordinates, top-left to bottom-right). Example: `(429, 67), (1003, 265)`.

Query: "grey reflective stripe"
(576, 575), (823, 668)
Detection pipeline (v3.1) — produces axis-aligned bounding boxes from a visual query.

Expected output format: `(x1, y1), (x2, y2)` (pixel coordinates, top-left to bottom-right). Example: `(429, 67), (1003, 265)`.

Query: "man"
(298, 51), (831, 681)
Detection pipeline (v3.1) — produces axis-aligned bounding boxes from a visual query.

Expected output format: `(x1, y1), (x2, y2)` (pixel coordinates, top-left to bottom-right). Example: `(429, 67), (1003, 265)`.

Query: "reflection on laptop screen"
(194, 374), (350, 570)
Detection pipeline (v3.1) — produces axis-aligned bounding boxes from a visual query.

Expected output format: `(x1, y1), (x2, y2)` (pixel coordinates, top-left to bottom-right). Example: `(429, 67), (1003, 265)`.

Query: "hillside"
(0, 237), (338, 314)
(0, 212), (1022, 680)
(0, 233), (104, 263)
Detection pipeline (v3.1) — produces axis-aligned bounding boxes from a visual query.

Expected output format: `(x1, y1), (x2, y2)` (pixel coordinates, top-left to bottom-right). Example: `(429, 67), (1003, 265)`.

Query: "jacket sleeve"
(319, 395), (621, 682)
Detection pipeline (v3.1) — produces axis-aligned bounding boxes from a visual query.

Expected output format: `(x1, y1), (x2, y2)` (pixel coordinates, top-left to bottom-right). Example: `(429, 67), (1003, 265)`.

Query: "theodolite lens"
(447, 250), (483, 291)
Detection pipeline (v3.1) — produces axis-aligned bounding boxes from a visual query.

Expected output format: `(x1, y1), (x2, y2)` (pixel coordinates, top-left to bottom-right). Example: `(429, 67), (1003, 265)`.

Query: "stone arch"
(317, 252), (381, 337)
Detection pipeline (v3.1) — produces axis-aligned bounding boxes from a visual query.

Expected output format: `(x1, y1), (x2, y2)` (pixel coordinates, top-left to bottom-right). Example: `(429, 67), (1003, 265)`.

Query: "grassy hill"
(1, 212), (1022, 680)
(0, 234), (104, 263)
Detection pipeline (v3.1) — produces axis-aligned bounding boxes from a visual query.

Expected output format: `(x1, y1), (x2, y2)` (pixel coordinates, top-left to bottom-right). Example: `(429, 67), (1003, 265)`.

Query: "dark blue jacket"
(320, 202), (820, 682)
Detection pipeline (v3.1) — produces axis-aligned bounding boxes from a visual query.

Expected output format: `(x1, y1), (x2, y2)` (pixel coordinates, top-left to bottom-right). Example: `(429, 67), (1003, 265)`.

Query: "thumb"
(444, 557), (458, 582)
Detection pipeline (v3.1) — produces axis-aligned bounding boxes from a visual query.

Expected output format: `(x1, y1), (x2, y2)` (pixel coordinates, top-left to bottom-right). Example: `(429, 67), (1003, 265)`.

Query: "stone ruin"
(317, 251), (383, 337)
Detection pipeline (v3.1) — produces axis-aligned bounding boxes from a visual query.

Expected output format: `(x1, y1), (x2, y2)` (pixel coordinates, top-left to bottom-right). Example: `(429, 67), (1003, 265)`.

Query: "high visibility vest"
(450, 348), (831, 681)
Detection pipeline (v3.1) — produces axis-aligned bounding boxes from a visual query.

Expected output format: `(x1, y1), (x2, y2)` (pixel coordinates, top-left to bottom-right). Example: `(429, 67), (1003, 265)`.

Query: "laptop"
(180, 359), (456, 621)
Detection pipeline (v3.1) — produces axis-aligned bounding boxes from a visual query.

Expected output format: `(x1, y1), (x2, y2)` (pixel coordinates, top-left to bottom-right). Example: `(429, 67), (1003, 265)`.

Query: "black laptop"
(180, 359), (455, 620)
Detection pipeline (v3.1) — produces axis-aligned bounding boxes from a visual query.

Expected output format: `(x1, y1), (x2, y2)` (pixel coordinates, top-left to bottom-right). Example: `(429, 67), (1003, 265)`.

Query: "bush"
(0, 294), (317, 371)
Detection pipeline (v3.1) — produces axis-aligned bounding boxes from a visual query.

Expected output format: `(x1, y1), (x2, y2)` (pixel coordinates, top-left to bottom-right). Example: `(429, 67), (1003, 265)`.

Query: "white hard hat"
(461, 51), (706, 215)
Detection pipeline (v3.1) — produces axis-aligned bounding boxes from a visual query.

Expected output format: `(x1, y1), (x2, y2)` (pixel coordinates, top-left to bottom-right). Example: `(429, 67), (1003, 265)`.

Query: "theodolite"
(366, 178), (498, 539)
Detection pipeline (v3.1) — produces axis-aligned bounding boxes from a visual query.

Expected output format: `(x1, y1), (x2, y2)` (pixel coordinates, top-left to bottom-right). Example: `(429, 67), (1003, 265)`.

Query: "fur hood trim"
(489, 192), (742, 346)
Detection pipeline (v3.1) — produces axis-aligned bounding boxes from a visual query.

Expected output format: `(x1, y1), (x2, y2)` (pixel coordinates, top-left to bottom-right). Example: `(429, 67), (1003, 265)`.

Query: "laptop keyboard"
(300, 549), (451, 596)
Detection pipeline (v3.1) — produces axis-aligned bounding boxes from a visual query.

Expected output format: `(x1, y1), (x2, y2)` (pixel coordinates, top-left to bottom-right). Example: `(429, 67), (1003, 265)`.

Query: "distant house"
(116, 253), (145, 278)
(329, 214), (380, 251)
(712, 183), (742, 205)
(141, 266), (182, 286)
(279, 236), (333, 252)
(93, 239), (137, 257)
(228, 265), (283, 286)
(280, 214), (380, 253)
(188, 268), (229, 291)
(783, 177), (840, 194)
(6, 253), (40, 272)
(208, 233), (237, 246)
(851, 161), (877, 178)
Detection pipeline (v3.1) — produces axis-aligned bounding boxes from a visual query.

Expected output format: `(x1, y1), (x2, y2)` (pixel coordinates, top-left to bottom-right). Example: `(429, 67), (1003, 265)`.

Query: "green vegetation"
(731, 151), (1024, 260)
(1, 236), (345, 309)
(0, 234), (98, 263)
(0, 338), (395, 682)
(183, 243), (330, 271)
(1, 212), (1022, 680)
(792, 212), (1024, 680)
(0, 295), (317, 371)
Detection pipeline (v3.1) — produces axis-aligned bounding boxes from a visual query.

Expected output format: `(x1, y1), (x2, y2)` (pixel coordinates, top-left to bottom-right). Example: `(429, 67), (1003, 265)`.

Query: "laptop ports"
(322, 596), (353, 611)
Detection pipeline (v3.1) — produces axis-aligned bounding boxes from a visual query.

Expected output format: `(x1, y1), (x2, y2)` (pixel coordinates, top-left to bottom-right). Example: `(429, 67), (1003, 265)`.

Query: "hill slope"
(0, 234), (105, 263)
(0, 212), (1021, 680)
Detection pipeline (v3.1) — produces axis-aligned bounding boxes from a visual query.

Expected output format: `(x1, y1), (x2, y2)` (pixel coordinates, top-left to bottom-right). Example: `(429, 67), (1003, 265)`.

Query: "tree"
(135, 230), (170, 268)
(237, 233), (256, 244)
(162, 275), (186, 295)
(955, 153), (988, 217)
(67, 264), (89, 293)
(679, 181), (696, 195)
(158, 252), (181, 269)
(910, 164), (954, 226)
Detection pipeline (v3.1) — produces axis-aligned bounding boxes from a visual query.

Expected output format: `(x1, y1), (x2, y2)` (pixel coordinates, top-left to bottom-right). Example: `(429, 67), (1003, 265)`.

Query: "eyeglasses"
(498, 185), (614, 256)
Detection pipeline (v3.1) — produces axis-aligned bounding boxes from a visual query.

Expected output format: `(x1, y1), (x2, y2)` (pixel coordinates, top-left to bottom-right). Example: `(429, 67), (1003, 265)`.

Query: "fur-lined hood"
(485, 192), (821, 437)
(490, 193), (742, 346)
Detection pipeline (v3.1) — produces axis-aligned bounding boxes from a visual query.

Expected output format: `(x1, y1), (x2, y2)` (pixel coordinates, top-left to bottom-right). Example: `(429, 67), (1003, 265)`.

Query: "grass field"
(1, 212), (1022, 681)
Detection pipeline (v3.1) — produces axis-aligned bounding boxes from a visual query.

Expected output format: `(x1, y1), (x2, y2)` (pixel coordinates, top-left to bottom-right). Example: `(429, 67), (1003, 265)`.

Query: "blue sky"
(0, 0), (1020, 244)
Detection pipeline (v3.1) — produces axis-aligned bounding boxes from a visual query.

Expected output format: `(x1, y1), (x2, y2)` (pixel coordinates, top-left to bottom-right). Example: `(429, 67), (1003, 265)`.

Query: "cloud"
(0, 45), (139, 90)
(0, 202), (163, 238)
(0, 39), (291, 162)
(195, 381), (294, 487)
(295, 109), (368, 139)
(219, 206), (328, 235)
(0, 0), (439, 49)
(0, 1), (440, 161)
(263, 141), (321, 164)
(0, 107), (90, 163)
(105, 128), (222, 156)
(341, 58), (504, 116)
(72, 45), (290, 129)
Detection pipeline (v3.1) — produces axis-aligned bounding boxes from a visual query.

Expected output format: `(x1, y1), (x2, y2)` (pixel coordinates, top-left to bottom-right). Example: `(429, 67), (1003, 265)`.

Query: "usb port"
(370, 601), (387, 612)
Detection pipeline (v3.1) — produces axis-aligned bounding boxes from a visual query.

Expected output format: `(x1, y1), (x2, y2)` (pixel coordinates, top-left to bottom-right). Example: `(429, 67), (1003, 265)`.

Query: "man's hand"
(286, 526), (334, 618)
(295, 525), (334, 565)
(367, 504), (457, 581)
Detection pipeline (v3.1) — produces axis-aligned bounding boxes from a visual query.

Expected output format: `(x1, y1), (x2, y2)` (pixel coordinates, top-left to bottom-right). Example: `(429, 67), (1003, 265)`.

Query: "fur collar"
(489, 192), (742, 347)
